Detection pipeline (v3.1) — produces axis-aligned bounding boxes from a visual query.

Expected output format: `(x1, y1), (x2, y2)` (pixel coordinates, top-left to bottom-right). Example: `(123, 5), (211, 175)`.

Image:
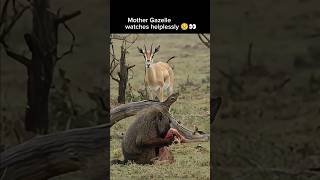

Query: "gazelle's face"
(138, 45), (160, 69)
(144, 49), (153, 68)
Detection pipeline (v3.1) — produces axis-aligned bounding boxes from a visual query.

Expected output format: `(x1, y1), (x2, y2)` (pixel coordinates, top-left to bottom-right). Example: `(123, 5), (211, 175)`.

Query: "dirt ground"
(213, 0), (320, 179)
(110, 34), (211, 179)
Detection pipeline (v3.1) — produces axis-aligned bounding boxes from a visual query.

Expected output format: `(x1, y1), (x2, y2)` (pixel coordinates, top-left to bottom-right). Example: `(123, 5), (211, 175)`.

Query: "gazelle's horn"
(144, 45), (147, 53)
(154, 45), (160, 54)
(150, 43), (153, 53)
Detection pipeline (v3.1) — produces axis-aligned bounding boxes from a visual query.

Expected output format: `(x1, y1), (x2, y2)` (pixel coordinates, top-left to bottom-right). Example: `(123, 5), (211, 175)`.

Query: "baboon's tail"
(111, 159), (127, 165)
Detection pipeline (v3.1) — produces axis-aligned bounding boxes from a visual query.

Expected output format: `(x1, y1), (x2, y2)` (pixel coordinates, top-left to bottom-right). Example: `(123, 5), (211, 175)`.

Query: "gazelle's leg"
(168, 85), (173, 96)
(153, 88), (160, 101)
(159, 87), (164, 102)
(146, 86), (153, 100)
(149, 89), (154, 100)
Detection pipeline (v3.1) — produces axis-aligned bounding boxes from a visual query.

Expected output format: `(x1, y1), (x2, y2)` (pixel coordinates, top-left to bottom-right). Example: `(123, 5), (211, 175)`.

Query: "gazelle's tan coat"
(138, 45), (174, 102)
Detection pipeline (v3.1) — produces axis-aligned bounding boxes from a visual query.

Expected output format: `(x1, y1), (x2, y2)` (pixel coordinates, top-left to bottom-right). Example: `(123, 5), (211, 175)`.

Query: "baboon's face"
(157, 112), (171, 138)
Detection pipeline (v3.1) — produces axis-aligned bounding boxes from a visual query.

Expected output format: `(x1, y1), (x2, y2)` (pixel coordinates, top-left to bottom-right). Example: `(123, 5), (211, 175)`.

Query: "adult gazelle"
(138, 45), (174, 102)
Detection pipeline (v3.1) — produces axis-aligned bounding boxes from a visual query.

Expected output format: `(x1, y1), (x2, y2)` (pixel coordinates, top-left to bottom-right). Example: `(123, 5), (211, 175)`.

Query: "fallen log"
(0, 93), (214, 179)
(0, 125), (109, 180)
(109, 93), (210, 141)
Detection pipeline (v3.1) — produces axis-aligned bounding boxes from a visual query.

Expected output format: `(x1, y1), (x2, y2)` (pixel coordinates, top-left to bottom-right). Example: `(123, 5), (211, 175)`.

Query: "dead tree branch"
(273, 77), (291, 92)
(0, 125), (108, 180)
(56, 10), (81, 23)
(111, 34), (138, 44)
(110, 73), (120, 83)
(109, 93), (209, 141)
(57, 22), (76, 61)
(5, 49), (30, 66)
(217, 67), (244, 92)
(110, 43), (120, 82)
(0, 1), (30, 48)
(0, 0), (10, 23)
(198, 33), (210, 48)
(110, 35), (138, 103)
(127, 64), (135, 69)
(211, 97), (222, 124)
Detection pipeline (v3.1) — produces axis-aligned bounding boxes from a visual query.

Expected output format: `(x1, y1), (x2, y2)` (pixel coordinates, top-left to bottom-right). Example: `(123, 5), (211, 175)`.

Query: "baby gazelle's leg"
(151, 146), (175, 165)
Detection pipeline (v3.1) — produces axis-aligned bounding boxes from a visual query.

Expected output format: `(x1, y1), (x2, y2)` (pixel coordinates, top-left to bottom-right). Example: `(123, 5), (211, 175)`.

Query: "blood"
(164, 128), (187, 143)
(152, 128), (187, 164)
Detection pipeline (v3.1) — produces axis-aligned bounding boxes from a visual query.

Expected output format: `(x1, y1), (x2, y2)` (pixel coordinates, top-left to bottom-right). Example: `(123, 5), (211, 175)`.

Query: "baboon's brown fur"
(121, 106), (174, 164)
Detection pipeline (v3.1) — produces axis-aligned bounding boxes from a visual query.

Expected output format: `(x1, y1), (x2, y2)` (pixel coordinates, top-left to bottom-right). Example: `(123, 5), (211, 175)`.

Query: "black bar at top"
(110, 0), (210, 33)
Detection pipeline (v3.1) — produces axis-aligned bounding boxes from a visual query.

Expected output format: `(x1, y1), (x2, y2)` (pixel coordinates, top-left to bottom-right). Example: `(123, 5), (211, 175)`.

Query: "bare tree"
(110, 34), (137, 104)
(0, 0), (81, 134)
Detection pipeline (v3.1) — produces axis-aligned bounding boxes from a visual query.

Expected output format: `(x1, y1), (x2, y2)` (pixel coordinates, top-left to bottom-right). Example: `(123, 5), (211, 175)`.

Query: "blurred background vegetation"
(213, 0), (320, 179)
(1, 0), (106, 147)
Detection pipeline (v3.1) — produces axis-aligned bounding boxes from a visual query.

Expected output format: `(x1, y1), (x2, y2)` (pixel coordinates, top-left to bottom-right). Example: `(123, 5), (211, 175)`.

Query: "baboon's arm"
(137, 137), (173, 148)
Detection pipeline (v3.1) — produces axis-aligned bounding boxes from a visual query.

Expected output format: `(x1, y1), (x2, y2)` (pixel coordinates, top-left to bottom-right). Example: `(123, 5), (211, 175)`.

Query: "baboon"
(112, 106), (175, 165)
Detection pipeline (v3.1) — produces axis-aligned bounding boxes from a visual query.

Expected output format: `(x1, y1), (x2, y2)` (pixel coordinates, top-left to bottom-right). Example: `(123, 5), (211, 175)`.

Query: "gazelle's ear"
(137, 46), (143, 54)
(154, 45), (160, 54)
